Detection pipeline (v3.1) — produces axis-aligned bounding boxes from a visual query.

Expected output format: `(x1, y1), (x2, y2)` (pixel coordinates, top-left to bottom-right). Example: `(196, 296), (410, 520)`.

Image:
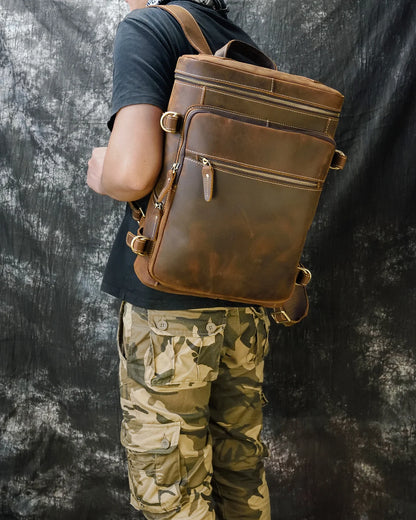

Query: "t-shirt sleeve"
(108, 11), (179, 130)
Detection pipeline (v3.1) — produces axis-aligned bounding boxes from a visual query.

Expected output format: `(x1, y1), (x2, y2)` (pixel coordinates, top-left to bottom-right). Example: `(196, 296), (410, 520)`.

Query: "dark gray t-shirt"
(101, 0), (258, 309)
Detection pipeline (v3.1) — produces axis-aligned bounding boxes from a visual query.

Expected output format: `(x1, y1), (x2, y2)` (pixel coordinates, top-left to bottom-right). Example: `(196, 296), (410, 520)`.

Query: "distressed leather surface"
(135, 48), (343, 306)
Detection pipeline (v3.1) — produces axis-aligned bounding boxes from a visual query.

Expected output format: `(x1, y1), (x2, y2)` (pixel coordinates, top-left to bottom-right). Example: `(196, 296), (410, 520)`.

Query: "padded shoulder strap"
(155, 5), (212, 55)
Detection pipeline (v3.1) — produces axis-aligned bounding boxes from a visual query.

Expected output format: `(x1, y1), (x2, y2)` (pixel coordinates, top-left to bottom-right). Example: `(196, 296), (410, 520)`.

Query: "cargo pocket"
(122, 421), (182, 514)
(236, 307), (271, 371)
(144, 310), (226, 390)
(256, 307), (271, 361)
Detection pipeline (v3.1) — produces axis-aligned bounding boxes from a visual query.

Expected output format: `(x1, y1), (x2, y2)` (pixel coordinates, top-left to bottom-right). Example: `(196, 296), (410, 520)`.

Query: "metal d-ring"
(160, 111), (180, 133)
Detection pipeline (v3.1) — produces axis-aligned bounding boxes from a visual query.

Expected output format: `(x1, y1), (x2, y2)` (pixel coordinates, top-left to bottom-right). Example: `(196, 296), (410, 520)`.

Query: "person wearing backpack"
(87, 1), (271, 518)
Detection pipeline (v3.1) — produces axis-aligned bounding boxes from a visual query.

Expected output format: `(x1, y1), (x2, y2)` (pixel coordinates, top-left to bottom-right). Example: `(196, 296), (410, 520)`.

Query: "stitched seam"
(325, 118), (331, 135)
(183, 156), (322, 190)
(177, 67), (342, 108)
(185, 110), (334, 145)
(185, 149), (325, 181)
(181, 102), (332, 133)
(199, 86), (206, 105)
(186, 102), (332, 132)
(203, 167), (321, 191)
(175, 79), (205, 93)
(203, 87), (333, 121)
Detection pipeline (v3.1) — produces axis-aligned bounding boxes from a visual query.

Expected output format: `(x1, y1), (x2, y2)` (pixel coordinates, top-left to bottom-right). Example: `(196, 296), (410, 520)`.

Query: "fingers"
(86, 147), (108, 195)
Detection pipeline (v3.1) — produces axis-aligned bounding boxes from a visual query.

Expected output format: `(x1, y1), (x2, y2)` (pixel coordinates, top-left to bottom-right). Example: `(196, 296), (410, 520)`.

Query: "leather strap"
(128, 202), (145, 222)
(271, 266), (311, 326)
(215, 39), (277, 70)
(330, 149), (347, 170)
(126, 231), (150, 255)
(156, 5), (212, 55)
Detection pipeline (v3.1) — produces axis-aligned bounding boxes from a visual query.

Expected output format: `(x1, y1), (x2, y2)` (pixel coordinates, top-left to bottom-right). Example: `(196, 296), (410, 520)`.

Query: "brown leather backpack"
(126, 5), (347, 325)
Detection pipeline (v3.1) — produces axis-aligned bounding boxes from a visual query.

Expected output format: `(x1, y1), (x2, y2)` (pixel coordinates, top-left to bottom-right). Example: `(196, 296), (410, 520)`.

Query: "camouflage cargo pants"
(118, 302), (271, 520)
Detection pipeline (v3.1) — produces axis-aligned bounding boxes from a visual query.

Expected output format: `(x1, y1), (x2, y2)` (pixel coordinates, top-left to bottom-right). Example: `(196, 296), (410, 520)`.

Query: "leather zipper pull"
(157, 162), (179, 203)
(146, 201), (162, 239)
(202, 158), (214, 202)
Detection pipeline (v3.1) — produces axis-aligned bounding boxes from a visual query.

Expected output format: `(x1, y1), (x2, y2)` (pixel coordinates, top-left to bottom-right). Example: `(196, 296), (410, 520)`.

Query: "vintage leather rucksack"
(126, 5), (347, 325)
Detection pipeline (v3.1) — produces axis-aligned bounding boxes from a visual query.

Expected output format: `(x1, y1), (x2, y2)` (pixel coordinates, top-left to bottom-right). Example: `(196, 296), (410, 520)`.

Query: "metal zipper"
(153, 162), (179, 210)
(197, 154), (322, 190)
(163, 104), (330, 202)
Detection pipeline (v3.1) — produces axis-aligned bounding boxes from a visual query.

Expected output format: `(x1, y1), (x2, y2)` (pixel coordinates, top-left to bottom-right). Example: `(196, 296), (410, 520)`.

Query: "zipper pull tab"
(157, 162), (179, 203)
(147, 201), (162, 239)
(202, 158), (214, 202)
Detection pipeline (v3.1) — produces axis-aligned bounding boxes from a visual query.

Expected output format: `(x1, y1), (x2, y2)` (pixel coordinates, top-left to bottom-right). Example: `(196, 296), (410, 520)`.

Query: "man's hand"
(86, 105), (163, 202)
(87, 147), (108, 195)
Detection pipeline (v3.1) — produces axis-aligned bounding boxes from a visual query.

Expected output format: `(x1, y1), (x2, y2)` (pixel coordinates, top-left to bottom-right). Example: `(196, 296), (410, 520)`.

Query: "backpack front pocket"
(149, 109), (335, 306)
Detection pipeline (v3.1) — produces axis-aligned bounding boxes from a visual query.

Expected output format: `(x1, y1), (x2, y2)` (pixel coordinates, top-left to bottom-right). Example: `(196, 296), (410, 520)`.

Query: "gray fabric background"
(1, 0), (415, 518)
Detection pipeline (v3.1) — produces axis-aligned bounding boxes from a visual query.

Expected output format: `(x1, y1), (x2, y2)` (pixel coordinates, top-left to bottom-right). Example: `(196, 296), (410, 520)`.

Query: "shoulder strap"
(155, 5), (212, 55)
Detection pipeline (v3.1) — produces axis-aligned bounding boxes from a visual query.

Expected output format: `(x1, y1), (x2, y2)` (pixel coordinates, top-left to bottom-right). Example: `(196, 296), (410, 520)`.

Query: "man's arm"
(87, 104), (163, 201)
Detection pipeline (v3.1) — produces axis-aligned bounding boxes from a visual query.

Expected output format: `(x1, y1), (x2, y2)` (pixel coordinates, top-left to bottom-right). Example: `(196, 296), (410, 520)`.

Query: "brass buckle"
(130, 235), (148, 256)
(277, 309), (291, 322)
(271, 308), (291, 323)
(160, 111), (180, 133)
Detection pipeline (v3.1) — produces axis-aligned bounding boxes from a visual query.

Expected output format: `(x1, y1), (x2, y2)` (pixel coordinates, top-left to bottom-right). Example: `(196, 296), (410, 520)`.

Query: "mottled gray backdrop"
(1, 0), (415, 519)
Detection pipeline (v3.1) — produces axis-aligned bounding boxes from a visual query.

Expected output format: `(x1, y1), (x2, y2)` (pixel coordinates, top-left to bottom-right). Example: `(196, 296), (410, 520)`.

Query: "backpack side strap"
(271, 266), (311, 326)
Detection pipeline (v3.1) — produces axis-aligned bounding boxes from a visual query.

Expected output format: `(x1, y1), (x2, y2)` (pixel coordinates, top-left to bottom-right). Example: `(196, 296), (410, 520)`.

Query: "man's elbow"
(102, 164), (159, 201)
